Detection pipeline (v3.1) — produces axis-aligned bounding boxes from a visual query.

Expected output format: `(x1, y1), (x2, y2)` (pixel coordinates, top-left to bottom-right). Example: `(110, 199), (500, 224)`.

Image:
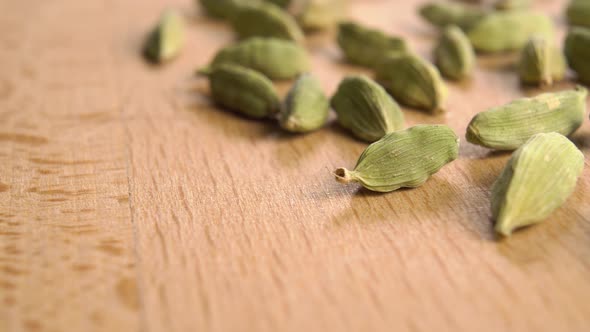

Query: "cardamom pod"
(279, 74), (329, 133)
(337, 22), (408, 68)
(199, 0), (246, 19)
(231, 2), (304, 42)
(434, 25), (475, 80)
(143, 10), (184, 63)
(376, 53), (447, 113)
(468, 11), (554, 52)
(566, 0), (590, 28)
(331, 75), (405, 142)
(207, 37), (310, 80)
(200, 64), (280, 118)
(334, 125), (459, 192)
(518, 36), (566, 86)
(565, 27), (590, 84)
(466, 87), (587, 150)
(494, 0), (531, 10)
(296, 0), (348, 30)
(492, 133), (584, 236)
(419, 2), (487, 31)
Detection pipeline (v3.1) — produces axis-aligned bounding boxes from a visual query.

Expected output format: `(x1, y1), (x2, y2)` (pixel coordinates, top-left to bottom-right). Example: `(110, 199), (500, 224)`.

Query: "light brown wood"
(1, 0), (590, 331)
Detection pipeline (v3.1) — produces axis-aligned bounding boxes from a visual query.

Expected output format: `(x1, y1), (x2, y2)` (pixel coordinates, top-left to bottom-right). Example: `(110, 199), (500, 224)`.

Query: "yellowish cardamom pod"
(231, 2), (304, 43)
(376, 54), (447, 113)
(467, 87), (587, 150)
(518, 36), (566, 86)
(434, 25), (475, 80)
(419, 2), (487, 31)
(296, 0), (349, 31)
(143, 10), (184, 63)
(331, 75), (405, 142)
(279, 74), (329, 133)
(335, 125), (459, 192)
(565, 27), (590, 84)
(492, 133), (584, 236)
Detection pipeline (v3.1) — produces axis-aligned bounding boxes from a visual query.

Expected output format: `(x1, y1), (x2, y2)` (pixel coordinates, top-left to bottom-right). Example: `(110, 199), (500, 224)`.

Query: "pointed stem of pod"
(334, 167), (356, 184)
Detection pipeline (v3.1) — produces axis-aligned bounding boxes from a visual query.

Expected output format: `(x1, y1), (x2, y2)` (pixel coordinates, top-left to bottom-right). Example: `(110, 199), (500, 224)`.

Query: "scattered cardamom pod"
(419, 2), (487, 31)
(518, 36), (566, 86)
(466, 87), (587, 150)
(565, 27), (590, 84)
(434, 25), (475, 80)
(566, 0), (590, 28)
(199, 0), (245, 19)
(376, 53), (447, 113)
(337, 21), (408, 68)
(231, 2), (304, 42)
(334, 125), (459, 192)
(143, 10), (184, 63)
(494, 0), (531, 10)
(331, 75), (405, 142)
(199, 64), (280, 118)
(279, 74), (329, 133)
(468, 11), (554, 52)
(207, 37), (310, 80)
(492, 133), (584, 236)
(296, 0), (348, 30)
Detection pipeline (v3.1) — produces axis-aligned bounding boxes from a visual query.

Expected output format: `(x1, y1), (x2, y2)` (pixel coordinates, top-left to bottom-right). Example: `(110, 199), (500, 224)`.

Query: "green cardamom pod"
(376, 53), (447, 113)
(494, 0), (531, 10)
(468, 11), (554, 52)
(337, 21), (408, 68)
(200, 64), (280, 119)
(434, 25), (475, 80)
(492, 133), (584, 236)
(279, 74), (329, 133)
(296, 0), (348, 31)
(199, 0), (246, 19)
(565, 27), (590, 84)
(207, 37), (310, 80)
(331, 75), (405, 142)
(419, 2), (487, 31)
(467, 87), (587, 150)
(566, 0), (590, 28)
(231, 2), (304, 42)
(334, 125), (459, 192)
(143, 10), (184, 63)
(518, 36), (566, 86)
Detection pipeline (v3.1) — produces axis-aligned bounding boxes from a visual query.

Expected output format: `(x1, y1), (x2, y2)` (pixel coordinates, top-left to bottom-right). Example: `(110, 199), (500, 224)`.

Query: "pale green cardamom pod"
(565, 27), (590, 84)
(494, 0), (531, 10)
(200, 64), (280, 118)
(331, 76), (405, 142)
(231, 2), (304, 42)
(143, 10), (184, 63)
(334, 125), (459, 192)
(434, 25), (475, 80)
(279, 74), (329, 133)
(518, 36), (566, 86)
(467, 87), (587, 150)
(376, 54), (447, 113)
(199, 0), (247, 19)
(337, 21), (408, 68)
(468, 11), (554, 52)
(296, 0), (349, 30)
(208, 37), (310, 80)
(492, 133), (584, 236)
(419, 2), (488, 31)
(566, 0), (590, 28)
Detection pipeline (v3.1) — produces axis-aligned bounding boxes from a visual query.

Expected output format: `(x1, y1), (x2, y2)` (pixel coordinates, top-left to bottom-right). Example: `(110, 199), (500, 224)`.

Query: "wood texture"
(1, 0), (589, 331)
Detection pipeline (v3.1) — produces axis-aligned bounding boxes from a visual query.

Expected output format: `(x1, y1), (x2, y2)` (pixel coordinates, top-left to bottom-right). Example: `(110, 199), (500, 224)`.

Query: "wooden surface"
(1, 0), (590, 331)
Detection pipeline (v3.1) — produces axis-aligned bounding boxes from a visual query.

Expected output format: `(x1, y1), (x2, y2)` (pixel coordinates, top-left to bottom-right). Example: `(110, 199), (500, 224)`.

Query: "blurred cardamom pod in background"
(566, 0), (590, 28)
(279, 74), (329, 133)
(434, 25), (475, 80)
(419, 2), (487, 31)
(565, 27), (590, 84)
(518, 36), (566, 86)
(143, 10), (184, 63)
(231, 2), (304, 42)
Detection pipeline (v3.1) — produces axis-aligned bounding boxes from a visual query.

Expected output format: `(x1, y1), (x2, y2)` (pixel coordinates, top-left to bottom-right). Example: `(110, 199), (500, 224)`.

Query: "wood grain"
(1, 0), (589, 331)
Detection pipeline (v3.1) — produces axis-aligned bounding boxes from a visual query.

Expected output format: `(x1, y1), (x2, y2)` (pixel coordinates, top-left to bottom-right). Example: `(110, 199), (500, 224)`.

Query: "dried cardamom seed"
(199, 64), (280, 118)
(518, 36), (566, 86)
(419, 2), (487, 31)
(376, 53), (447, 113)
(566, 0), (590, 28)
(331, 75), (405, 142)
(468, 11), (554, 52)
(337, 21), (408, 68)
(434, 25), (475, 80)
(334, 125), (459, 192)
(279, 74), (329, 132)
(296, 0), (348, 30)
(231, 2), (304, 42)
(207, 37), (310, 80)
(467, 87), (587, 150)
(143, 10), (184, 63)
(199, 0), (246, 19)
(492, 133), (584, 236)
(494, 0), (531, 10)
(565, 27), (590, 84)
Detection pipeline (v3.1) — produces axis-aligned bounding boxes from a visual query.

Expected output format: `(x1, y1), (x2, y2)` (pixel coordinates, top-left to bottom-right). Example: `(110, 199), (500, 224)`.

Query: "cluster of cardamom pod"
(141, 0), (589, 237)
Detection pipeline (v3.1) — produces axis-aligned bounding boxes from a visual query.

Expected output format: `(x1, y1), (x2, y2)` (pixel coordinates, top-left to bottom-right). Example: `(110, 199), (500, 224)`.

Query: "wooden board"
(1, 0), (589, 331)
